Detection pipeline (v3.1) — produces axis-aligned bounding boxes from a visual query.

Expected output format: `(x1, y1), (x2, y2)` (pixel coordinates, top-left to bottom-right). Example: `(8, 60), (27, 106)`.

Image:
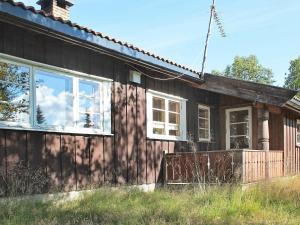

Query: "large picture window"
(198, 104), (210, 141)
(0, 55), (112, 135)
(226, 107), (252, 149)
(147, 90), (186, 141)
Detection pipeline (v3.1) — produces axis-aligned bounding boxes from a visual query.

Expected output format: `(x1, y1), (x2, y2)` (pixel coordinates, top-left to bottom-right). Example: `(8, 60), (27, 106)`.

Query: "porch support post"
(257, 106), (270, 179)
(258, 108), (270, 150)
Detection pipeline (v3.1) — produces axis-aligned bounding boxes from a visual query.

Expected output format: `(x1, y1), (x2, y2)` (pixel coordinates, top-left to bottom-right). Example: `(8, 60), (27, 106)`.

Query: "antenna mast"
(200, 0), (226, 79)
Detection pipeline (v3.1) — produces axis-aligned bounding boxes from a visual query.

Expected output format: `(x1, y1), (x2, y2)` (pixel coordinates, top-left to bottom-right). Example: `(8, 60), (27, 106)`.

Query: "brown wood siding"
(283, 110), (300, 175)
(269, 113), (284, 150)
(90, 136), (104, 187)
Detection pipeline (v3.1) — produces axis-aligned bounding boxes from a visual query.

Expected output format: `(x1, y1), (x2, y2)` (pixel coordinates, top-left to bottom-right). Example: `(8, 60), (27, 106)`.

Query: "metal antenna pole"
(200, 0), (215, 79)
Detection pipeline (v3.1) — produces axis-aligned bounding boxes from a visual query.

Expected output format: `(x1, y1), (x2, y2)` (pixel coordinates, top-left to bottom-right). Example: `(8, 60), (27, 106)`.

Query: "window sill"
(198, 139), (212, 143)
(147, 134), (186, 142)
(0, 124), (113, 136)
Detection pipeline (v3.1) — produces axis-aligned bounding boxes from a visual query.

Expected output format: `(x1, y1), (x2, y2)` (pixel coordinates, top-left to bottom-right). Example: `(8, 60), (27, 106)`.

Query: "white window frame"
(198, 104), (211, 142)
(0, 53), (112, 135)
(226, 106), (252, 150)
(147, 89), (187, 141)
(297, 120), (300, 146)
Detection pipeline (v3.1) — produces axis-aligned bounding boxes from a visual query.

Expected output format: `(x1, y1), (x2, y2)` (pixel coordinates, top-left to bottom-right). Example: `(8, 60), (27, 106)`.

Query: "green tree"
(212, 55), (274, 85)
(284, 56), (300, 92)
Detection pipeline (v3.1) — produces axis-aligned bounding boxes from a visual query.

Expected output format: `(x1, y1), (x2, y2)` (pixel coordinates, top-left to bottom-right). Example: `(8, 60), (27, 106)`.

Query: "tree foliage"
(284, 56), (300, 92)
(212, 55), (274, 85)
(0, 62), (29, 121)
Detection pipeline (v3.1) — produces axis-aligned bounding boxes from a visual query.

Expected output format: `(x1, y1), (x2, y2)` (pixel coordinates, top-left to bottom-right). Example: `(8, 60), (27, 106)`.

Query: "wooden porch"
(163, 149), (293, 184)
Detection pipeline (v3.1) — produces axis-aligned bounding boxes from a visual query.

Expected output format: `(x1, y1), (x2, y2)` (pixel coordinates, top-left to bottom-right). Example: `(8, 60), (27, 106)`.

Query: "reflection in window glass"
(35, 70), (73, 127)
(230, 110), (248, 123)
(153, 97), (165, 110)
(0, 62), (30, 123)
(78, 80), (101, 129)
(230, 136), (249, 149)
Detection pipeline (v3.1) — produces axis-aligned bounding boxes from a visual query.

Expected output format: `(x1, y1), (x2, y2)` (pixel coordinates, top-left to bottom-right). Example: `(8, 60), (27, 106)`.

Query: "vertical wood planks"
(146, 141), (155, 184)
(90, 136), (104, 187)
(104, 137), (114, 184)
(75, 136), (90, 190)
(137, 85), (147, 184)
(5, 131), (27, 169)
(46, 134), (61, 191)
(27, 132), (46, 170)
(127, 83), (137, 184)
(61, 135), (76, 192)
(114, 81), (127, 184)
(155, 141), (163, 183)
(114, 68), (127, 185)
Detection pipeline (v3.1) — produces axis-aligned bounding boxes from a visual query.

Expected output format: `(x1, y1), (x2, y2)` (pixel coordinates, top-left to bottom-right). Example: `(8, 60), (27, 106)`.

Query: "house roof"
(202, 74), (298, 107)
(0, 0), (200, 78)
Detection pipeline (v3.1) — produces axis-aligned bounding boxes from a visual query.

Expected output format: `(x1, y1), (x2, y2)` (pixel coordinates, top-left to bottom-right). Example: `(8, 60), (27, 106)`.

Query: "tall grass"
(0, 176), (299, 225)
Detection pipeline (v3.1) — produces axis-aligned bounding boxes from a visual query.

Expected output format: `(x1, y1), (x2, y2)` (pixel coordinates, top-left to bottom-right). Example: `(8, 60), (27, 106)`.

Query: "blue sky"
(22, 0), (300, 86)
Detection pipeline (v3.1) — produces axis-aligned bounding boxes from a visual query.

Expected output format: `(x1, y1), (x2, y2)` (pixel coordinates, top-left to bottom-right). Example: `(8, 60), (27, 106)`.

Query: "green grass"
(1, 176), (300, 225)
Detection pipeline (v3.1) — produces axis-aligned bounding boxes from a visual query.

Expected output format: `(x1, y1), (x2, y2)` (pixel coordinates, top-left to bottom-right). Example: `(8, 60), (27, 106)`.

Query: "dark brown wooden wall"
(0, 21), (222, 189)
(269, 112), (284, 150)
(283, 110), (300, 175)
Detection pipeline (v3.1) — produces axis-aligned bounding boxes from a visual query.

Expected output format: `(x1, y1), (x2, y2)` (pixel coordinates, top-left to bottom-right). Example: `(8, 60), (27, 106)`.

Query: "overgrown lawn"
(0, 176), (300, 225)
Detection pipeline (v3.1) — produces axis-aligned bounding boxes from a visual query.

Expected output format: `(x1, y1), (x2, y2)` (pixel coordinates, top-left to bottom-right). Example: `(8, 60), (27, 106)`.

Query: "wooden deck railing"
(242, 150), (283, 183)
(164, 150), (284, 184)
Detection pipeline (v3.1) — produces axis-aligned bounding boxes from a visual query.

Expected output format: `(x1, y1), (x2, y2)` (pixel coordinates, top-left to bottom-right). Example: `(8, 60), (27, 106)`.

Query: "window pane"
(169, 112), (180, 124)
(199, 118), (208, 129)
(79, 80), (99, 97)
(230, 110), (249, 123)
(297, 134), (300, 144)
(0, 62), (30, 84)
(230, 123), (248, 136)
(35, 70), (73, 127)
(78, 113), (101, 129)
(79, 80), (102, 129)
(169, 128), (179, 136)
(0, 102), (29, 123)
(169, 101), (180, 113)
(199, 108), (208, 118)
(0, 62), (30, 123)
(230, 136), (249, 149)
(79, 96), (100, 114)
(153, 110), (165, 122)
(199, 129), (209, 139)
(153, 97), (165, 109)
(153, 127), (164, 135)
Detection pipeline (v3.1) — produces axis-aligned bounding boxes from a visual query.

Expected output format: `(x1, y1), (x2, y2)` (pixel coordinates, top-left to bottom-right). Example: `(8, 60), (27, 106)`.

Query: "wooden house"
(0, 0), (299, 193)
